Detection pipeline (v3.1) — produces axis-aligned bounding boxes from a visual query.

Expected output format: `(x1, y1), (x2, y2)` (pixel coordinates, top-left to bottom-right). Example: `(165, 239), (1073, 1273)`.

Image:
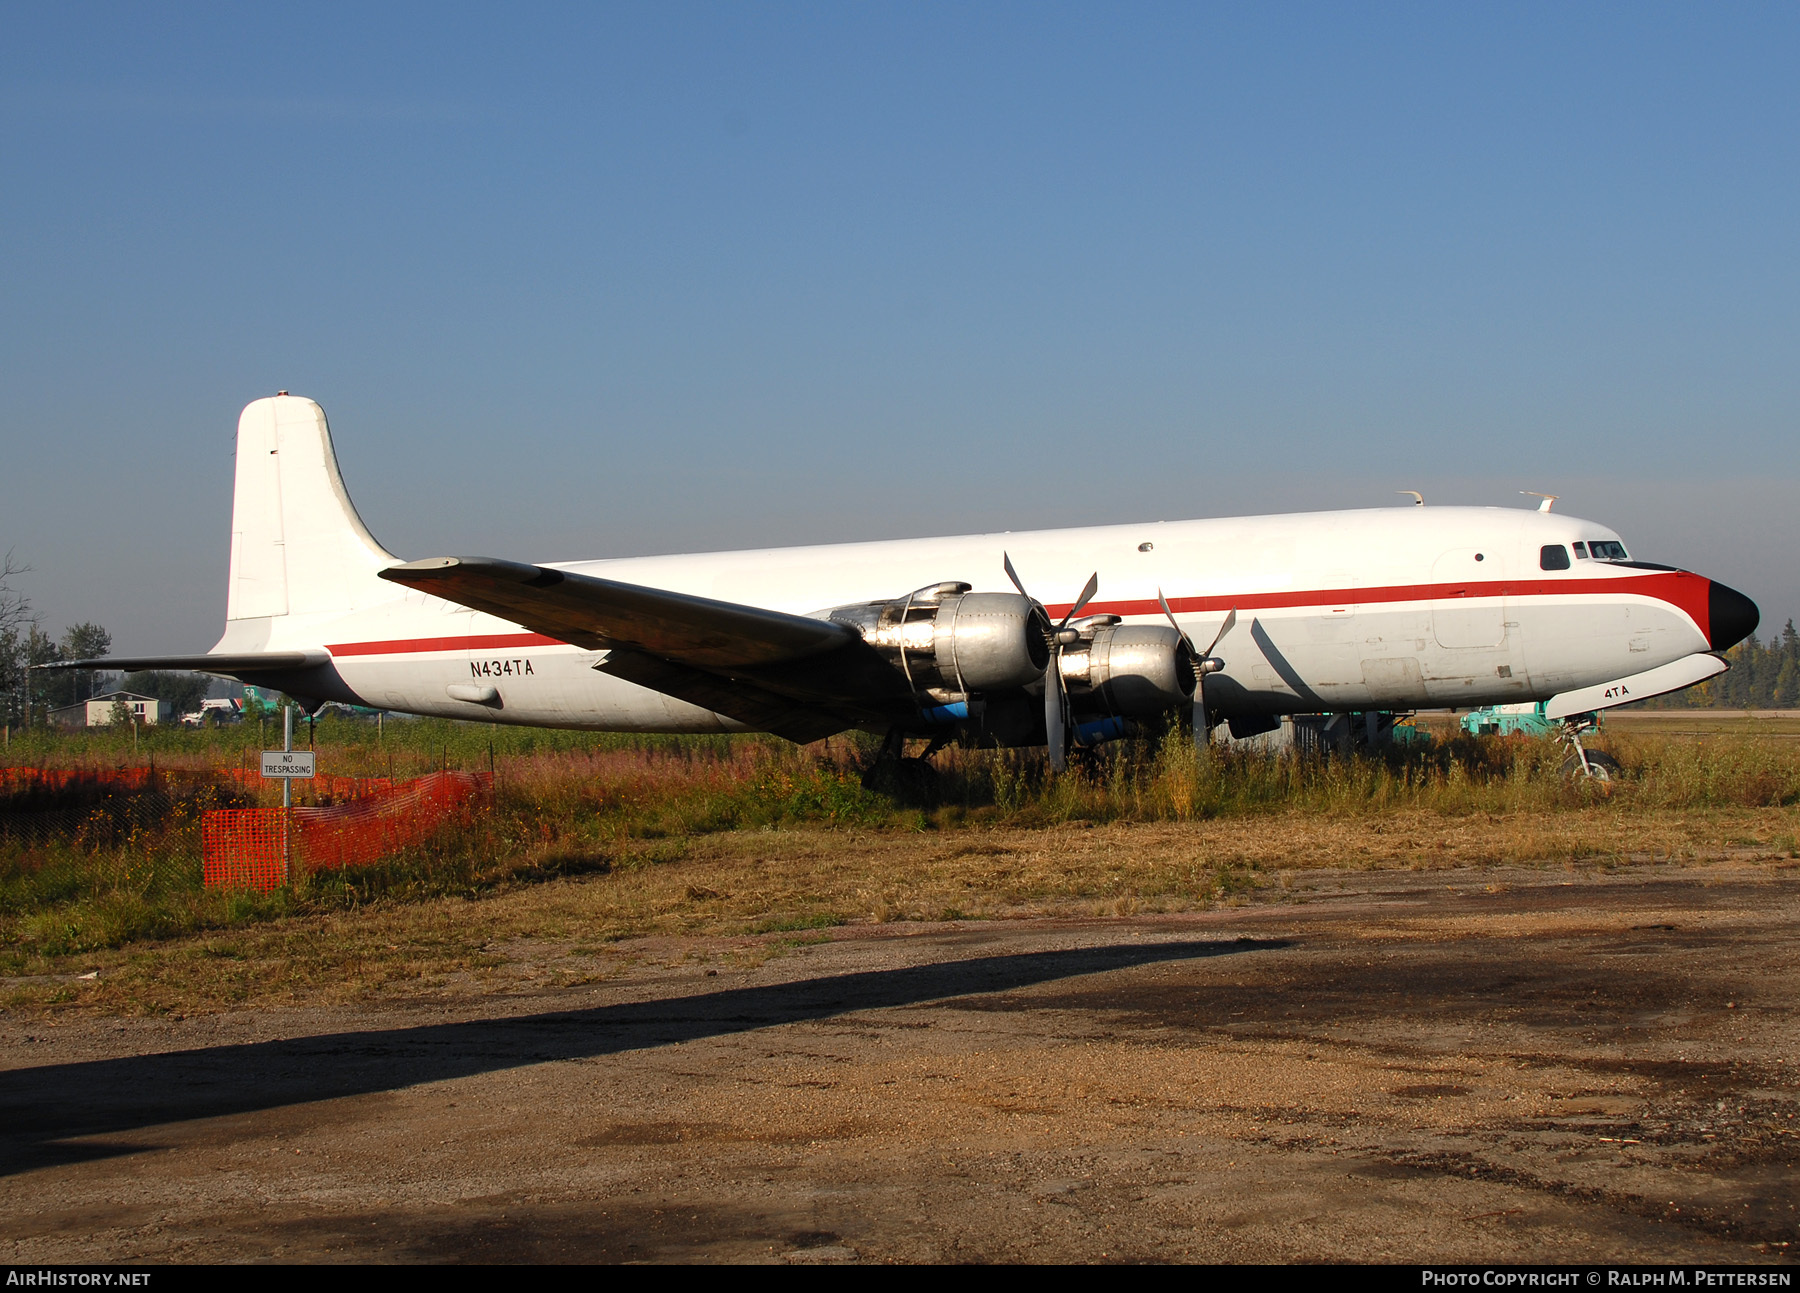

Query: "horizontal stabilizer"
(380, 556), (857, 670)
(1544, 652), (1728, 720)
(34, 651), (330, 675)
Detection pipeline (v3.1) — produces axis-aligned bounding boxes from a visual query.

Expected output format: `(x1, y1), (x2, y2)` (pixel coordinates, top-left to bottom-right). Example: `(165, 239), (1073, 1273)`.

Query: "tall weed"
(5, 721), (1799, 964)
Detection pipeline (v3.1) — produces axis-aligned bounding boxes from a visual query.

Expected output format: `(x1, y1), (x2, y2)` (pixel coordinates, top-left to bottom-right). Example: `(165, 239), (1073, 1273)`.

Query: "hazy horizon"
(5, 4), (1796, 649)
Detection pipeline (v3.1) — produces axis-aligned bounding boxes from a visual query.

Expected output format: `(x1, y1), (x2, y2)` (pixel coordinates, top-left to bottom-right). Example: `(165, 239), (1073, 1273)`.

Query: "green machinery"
(1461, 701), (1617, 778)
(1461, 701), (1606, 738)
(1460, 701), (1562, 737)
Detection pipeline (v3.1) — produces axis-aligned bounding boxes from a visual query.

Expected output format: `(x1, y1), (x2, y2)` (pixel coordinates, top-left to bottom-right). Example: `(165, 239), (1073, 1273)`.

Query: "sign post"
(261, 705), (315, 883)
(283, 703), (289, 882)
(282, 703), (291, 816)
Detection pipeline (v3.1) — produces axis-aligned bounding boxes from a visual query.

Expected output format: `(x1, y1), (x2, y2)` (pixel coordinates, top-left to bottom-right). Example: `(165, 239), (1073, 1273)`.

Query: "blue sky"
(4, 3), (1797, 649)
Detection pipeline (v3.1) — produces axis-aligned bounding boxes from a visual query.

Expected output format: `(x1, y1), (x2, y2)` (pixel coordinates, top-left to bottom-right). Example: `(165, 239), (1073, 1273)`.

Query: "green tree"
(122, 670), (208, 718)
(24, 623), (60, 723)
(1776, 620), (1800, 710)
(1776, 657), (1800, 709)
(0, 552), (30, 725)
(59, 622), (112, 705)
(0, 627), (21, 726)
(1738, 636), (1761, 707)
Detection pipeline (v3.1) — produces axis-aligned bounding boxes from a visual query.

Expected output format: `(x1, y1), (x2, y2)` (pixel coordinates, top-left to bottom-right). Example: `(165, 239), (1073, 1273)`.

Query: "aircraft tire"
(863, 756), (941, 805)
(1560, 750), (1623, 781)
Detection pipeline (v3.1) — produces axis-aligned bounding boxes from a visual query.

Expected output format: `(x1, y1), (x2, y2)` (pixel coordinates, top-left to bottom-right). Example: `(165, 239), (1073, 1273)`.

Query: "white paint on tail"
(223, 396), (399, 627)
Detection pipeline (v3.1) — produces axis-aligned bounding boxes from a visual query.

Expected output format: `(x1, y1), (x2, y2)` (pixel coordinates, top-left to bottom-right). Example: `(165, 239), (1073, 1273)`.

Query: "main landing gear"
(861, 727), (949, 803)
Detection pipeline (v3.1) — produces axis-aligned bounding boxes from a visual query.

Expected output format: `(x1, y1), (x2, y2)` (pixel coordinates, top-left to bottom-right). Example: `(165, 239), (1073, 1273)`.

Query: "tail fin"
(223, 395), (397, 629)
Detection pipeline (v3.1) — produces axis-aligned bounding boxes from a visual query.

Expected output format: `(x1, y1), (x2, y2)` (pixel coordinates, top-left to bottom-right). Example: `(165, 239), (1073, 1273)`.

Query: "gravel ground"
(2, 860), (1796, 1264)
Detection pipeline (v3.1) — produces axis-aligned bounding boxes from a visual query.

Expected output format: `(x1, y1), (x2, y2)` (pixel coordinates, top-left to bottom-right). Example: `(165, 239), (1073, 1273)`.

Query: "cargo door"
(1430, 548), (1506, 649)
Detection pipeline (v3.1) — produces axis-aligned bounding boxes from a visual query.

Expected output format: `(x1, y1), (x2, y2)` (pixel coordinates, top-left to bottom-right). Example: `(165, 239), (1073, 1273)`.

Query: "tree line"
(1629, 619), (1800, 710)
(0, 553), (207, 726)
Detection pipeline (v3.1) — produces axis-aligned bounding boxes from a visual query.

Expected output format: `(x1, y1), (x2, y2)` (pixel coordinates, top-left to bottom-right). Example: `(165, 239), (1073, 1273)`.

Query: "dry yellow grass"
(12, 804), (1797, 1018)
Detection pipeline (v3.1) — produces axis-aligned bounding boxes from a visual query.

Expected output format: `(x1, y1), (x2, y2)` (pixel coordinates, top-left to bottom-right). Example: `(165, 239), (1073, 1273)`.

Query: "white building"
(49, 691), (171, 728)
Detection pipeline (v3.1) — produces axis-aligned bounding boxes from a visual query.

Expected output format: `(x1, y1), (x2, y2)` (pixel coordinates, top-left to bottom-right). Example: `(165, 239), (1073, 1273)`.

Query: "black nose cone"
(1708, 581), (1759, 651)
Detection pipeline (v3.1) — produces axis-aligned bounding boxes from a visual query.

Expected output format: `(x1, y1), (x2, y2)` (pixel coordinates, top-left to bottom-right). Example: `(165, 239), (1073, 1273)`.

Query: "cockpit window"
(1572, 541), (1589, 559)
(1539, 544), (1571, 571)
(1589, 541), (1629, 561)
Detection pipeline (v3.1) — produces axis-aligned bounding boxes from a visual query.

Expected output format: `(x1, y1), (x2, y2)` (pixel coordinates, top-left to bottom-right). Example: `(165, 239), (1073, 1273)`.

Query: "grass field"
(3, 713), (1798, 1014)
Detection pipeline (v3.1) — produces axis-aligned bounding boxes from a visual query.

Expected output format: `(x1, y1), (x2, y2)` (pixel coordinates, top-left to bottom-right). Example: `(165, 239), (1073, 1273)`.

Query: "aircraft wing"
(381, 557), (854, 665)
(597, 649), (853, 743)
(381, 556), (911, 738)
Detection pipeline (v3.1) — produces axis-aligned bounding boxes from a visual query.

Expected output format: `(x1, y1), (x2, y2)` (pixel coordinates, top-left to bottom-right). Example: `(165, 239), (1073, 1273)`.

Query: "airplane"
(46, 394), (1759, 773)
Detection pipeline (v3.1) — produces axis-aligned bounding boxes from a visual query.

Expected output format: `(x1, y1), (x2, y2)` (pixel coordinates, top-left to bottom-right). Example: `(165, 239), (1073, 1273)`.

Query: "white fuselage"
(263, 505), (1712, 731)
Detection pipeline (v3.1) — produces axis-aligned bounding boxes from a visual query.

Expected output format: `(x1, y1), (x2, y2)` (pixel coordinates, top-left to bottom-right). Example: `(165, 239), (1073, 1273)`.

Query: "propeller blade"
(1193, 609), (1237, 746)
(1157, 588), (1203, 741)
(1197, 608), (1241, 746)
(1201, 607), (1238, 659)
(1059, 571), (1100, 629)
(1002, 551), (1029, 600)
(1155, 592), (1236, 660)
(1157, 595), (1235, 749)
(1003, 551), (1083, 773)
(1155, 588), (1191, 647)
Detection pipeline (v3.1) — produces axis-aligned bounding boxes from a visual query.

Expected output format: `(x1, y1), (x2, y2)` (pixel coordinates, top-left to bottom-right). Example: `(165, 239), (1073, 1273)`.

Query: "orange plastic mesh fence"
(1, 765), (394, 800)
(0, 767), (158, 794)
(200, 810), (289, 891)
(208, 767), (398, 800)
(201, 771), (493, 891)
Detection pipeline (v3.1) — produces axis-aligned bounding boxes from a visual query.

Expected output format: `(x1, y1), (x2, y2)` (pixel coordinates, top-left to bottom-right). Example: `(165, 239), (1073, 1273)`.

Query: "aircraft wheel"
(896, 757), (940, 802)
(1560, 750), (1622, 781)
(864, 756), (940, 805)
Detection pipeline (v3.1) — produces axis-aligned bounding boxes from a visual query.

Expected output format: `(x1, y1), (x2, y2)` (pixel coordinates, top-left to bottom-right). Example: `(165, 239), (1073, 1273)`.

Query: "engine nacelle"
(1059, 623), (1196, 717)
(825, 582), (1049, 698)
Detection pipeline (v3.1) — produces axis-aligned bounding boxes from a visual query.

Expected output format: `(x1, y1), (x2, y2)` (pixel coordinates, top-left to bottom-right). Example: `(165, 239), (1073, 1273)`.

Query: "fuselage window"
(1539, 544), (1571, 571)
(1573, 541), (1589, 559)
(1590, 541), (1629, 561)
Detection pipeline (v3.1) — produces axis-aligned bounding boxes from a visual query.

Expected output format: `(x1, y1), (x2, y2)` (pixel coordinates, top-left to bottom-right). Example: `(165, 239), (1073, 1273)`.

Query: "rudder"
(224, 395), (398, 627)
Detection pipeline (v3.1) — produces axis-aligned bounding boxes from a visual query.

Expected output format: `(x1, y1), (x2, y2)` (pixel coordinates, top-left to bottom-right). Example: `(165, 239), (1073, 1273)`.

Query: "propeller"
(1004, 553), (1099, 772)
(1156, 589), (1236, 747)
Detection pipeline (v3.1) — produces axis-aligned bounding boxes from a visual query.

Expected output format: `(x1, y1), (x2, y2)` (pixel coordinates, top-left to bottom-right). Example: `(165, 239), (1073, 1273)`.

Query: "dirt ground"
(2, 858), (1797, 1264)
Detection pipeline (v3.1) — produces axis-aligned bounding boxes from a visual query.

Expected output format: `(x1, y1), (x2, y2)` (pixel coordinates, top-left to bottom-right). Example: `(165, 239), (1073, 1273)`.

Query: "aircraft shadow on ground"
(0, 937), (1284, 1176)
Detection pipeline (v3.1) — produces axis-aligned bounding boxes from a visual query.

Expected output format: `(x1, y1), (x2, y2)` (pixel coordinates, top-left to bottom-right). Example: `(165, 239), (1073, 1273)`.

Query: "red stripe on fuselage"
(1056, 570), (1711, 637)
(321, 570), (1710, 658)
(327, 632), (560, 657)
